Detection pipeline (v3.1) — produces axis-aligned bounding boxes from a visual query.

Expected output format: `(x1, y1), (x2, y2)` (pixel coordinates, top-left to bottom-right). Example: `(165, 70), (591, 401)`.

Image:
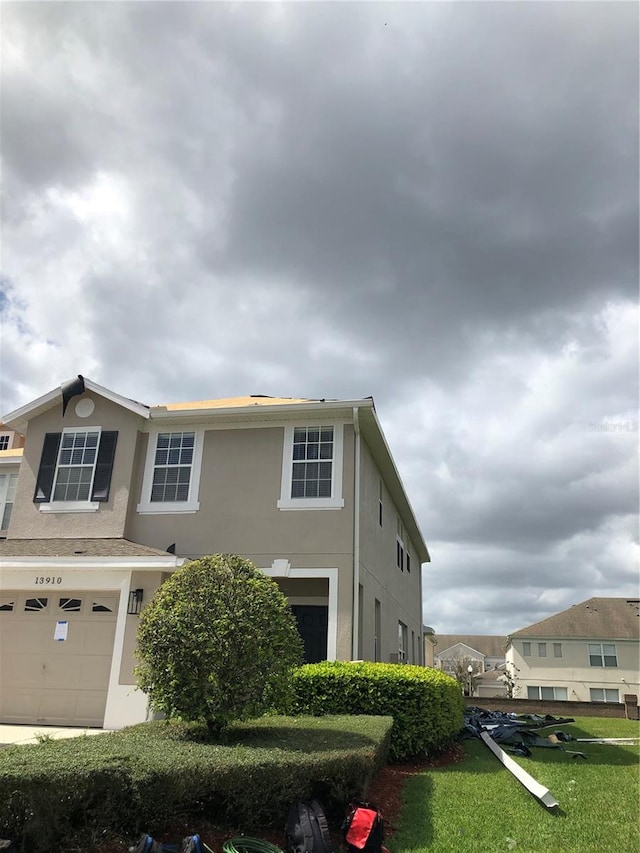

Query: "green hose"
(222, 837), (285, 853)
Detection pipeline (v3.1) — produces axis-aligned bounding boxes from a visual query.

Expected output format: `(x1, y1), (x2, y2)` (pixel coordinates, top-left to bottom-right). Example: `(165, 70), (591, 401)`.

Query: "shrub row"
(0, 715), (391, 853)
(288, 661), (464, 762)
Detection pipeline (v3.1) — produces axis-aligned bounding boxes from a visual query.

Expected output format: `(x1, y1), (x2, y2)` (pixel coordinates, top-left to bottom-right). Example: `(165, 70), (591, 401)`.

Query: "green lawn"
(390, 716), (640, 853)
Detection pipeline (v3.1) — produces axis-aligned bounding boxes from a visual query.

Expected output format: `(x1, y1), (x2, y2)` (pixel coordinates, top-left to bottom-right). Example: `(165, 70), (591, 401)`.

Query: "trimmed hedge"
(0, 715), (391, 853)
(288, 662), (464, 762)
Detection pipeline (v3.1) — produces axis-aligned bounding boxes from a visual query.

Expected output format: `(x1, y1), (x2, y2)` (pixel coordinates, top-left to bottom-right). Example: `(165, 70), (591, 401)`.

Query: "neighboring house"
(434, 634), (508, 697)
(0, 376), (429, 729)
(423, 625), (437, 667)
(0, 424), (24, 536)
(506, 598), (640, 704)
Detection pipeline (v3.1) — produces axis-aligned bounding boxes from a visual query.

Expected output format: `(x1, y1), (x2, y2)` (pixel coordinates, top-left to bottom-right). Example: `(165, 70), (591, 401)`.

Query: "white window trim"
(38, 426), (102, 513)
(277, 423), (345, 510)
(40, 501), (100, 513)
(137, 428), (204, 514)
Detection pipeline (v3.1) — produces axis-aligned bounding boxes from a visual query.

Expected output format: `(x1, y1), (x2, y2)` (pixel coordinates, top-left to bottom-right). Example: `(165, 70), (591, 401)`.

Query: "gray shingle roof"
(510, 598), (640, 640)
(0, 538), (175, 558)
(435, 635), (507, 658)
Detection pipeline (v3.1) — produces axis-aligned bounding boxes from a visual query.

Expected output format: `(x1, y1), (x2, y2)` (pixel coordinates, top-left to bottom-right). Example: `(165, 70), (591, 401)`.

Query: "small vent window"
(25, 597), (48, 611)
(0, 600), (15, 612)
(59, 597), (82, 612)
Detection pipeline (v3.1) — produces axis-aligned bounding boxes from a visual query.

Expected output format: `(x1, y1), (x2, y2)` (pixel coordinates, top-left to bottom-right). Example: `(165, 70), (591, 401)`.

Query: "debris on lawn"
(479, 731), (559, 810)
(462, 707), (583, 811)
(463, 707), (580, 757)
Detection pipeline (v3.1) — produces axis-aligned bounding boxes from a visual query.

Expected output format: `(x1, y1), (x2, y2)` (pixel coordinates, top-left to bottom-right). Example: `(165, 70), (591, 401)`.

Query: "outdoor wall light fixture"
(127, 588), (144, 615)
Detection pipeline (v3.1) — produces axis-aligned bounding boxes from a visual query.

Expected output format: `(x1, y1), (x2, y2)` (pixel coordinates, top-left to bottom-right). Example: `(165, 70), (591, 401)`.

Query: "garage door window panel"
(24, 597), (49, 612)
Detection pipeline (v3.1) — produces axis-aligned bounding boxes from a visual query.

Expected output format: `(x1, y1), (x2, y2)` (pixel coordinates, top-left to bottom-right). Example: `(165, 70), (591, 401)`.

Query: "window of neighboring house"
(538, 643), (547, 657)
(522, 642), (531, 657)
(0, 472), (18, 532)
(589, 643), (618, 667)
(0, 434), (10, 451)
(378, 480), (383, 527)
(553, 643), (563, 658)
(590, 688), (620, 703)
(278, 424), (344, 510)
(137, 429), (204, 514)
(527, 686), (568, 700)
(34, 428), (118, 511)
(398, 621), (408, 662)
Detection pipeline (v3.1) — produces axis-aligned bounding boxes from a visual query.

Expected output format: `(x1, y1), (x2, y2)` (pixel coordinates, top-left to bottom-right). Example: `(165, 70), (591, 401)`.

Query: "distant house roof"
(435, 635), (506, 659)
(509, 598), (640, 641)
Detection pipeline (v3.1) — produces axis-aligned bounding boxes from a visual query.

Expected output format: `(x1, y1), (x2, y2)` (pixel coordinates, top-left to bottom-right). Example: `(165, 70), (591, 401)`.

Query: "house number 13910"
(35, 576), (63, 585)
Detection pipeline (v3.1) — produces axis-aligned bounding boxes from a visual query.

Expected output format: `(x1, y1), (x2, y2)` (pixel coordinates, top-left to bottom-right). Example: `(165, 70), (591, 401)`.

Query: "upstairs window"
(278, 424), (344, 510)
(0, 434), (10, 450)
(137, 428), (203, 514)
(151, 432), (195, 502)
(589, 643), (618, 667)
(54, 430), (100, 501)
(34, 429), (118, 511)
(522, 642), (531, 656)
(291, 426), (334, 498)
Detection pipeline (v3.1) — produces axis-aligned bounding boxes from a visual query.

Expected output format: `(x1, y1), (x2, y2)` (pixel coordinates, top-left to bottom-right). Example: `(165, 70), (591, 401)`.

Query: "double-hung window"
(291, 426), (333, 498)
(34, 428), (118, 512)
(588, 643), (618, 667)
(54, 430), (100, 501)
(0, 472), (18, 531)
(137, 429), (203, 514)
(278, 424), (344, 510)
(398, 621), (408, 663)
(151, 432), (195, 502)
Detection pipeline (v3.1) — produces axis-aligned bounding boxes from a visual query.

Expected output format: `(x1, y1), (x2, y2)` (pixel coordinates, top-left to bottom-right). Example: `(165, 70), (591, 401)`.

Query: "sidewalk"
(0, 724), (110, 747)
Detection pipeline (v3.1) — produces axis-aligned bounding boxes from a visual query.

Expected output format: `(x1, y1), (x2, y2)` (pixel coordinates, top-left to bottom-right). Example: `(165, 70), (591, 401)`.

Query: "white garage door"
(0, 590), (118, 727)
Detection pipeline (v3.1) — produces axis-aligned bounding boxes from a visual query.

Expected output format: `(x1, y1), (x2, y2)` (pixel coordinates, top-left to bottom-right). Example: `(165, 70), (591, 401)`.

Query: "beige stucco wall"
(126, 425), (354, 560)
(118, 570), (167, 685)
(9, 393), (145, 539)
(126, 423), (356, 661)
(357, 437), (423, 664)
(508, 637), (640, 702)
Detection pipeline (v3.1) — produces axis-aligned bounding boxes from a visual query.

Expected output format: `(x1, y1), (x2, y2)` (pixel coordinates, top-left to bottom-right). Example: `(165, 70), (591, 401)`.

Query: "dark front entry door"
(291, 605), (328, 663)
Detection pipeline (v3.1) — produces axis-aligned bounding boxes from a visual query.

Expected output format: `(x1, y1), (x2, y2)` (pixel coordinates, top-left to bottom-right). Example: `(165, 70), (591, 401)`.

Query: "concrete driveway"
(0, 724), (111, 747)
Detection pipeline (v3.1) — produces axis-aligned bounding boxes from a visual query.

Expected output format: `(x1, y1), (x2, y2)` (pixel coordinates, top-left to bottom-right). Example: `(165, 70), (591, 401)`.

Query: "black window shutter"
(91, 431), (118, 502)
(34, 433), (61, 503)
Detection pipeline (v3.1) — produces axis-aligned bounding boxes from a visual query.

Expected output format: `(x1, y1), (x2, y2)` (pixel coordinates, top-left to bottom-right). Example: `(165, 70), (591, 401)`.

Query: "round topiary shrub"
(135, 554), (303, 736)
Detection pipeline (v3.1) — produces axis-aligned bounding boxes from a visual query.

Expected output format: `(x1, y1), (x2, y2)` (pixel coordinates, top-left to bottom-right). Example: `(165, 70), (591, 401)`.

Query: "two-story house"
(433, 634), (508, 698)
(0, 376), (429, 730)
(506, 597), (640, 704)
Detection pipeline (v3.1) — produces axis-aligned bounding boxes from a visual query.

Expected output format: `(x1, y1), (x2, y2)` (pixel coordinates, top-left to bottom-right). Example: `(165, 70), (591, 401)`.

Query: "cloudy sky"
(1, 1), (638, 636)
